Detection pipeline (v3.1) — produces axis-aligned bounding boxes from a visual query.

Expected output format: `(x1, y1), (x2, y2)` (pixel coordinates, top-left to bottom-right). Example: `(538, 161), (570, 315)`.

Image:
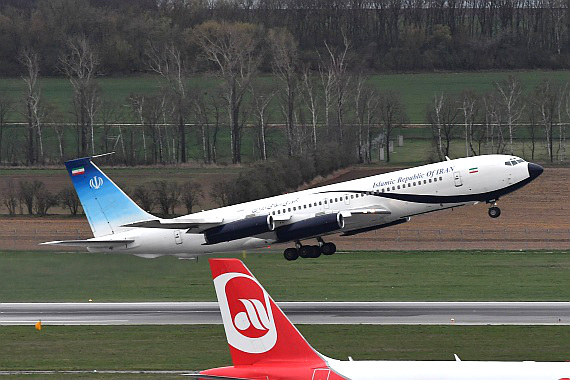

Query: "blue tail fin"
(65, 157), (153, 237)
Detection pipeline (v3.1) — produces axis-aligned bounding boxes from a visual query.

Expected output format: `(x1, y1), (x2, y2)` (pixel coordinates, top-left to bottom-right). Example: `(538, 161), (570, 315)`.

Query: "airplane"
(186, 258), (570, 380)
(42, 154), (543, 261)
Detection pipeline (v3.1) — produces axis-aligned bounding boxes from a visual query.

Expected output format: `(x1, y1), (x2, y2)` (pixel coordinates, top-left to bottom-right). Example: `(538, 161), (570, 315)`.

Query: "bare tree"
(299, 66), (320, 150)
(19, 48), (42, 165)
(249, 84), (276, 161)
(180, 181), (203, 213)
(458, 90), (480, 157)
(495, 76), (524, 155)
(268, 27), (299, 156)
(322, 34), (351, 144)
(0, 93), (13, 164)
(354, 74), (378, 163)
(147, 43), (189, 163)
(3, 180), (18, 216)
(59, 36), (99, 157)
(194, 21), (263, 164)
(379, 91), (407, 163)
(532, 79), (557, 163)
(428, 92), (459, 160)
(59, 186), (81, 215)
(153, 181), (180, 215)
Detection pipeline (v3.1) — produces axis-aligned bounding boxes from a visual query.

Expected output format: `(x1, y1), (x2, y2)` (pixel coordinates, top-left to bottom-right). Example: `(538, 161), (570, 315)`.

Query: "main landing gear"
(283, 238), (337, 261)
(487, 200), (501, 218)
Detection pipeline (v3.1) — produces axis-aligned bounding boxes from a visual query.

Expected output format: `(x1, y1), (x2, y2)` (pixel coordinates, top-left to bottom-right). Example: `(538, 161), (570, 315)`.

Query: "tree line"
(0, 0), (568, 75)
(0, 0), (567, 168)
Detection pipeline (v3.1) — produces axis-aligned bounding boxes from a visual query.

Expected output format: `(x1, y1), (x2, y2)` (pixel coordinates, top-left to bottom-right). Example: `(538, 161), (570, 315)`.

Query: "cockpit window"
(505, 161), (512, 166)
(506, 158), (525, 166)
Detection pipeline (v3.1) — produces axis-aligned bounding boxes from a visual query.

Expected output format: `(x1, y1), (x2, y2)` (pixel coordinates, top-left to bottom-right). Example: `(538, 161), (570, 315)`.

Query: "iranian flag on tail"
(72, 166), (85, 176)
(469, 167), (479, 174)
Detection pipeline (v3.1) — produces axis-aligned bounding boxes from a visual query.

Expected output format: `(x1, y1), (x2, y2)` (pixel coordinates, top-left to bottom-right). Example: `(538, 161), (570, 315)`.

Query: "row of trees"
(0, 0), (569, 75)
(428, 77), (569, 163)
(1, 178), (204, 216)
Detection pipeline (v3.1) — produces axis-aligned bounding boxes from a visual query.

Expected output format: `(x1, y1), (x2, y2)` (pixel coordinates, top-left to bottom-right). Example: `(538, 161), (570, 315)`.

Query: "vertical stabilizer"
(209, 258), (324, 366)
(65, 157), (153, 237)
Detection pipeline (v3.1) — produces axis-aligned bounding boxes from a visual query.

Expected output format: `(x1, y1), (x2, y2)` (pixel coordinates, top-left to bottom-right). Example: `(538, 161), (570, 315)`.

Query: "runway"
(1, 302), (570, 325)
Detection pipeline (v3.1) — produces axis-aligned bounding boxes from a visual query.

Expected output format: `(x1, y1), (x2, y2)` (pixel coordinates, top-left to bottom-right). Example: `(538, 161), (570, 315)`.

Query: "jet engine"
(204, 215), (275, 245)
(275, 213), (344, 242)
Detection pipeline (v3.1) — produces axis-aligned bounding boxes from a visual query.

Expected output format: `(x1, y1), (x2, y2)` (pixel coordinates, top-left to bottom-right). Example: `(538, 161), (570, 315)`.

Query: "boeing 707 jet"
(185, 258), (570, 379)
(42, 154), (543, 260)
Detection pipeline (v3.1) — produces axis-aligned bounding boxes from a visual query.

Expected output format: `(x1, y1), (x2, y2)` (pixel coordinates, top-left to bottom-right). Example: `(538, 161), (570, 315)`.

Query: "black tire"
(488, 206), (501, 218)
(321, 242), (336, 255)
(284, 248), (299, 261)
(309, 245), (322, 258)
(299, 246), (312, 258)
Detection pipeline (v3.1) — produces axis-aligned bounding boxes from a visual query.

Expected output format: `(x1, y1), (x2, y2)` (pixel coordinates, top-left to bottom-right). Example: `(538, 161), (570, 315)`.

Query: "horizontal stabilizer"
(121, 217), (224, 232)
(40, 239), (134, 248)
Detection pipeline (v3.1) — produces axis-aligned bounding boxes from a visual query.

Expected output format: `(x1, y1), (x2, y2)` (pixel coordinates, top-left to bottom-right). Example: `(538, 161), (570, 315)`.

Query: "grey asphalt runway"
(1, 302), (570, 325)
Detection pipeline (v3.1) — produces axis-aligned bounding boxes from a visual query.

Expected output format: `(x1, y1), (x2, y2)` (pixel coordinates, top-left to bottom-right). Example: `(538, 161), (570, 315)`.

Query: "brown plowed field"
(0, 168), (568, 252)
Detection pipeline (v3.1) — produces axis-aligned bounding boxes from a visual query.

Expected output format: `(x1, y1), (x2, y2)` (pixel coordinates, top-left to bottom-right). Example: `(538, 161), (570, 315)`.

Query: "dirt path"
(0, 168), (567, 252)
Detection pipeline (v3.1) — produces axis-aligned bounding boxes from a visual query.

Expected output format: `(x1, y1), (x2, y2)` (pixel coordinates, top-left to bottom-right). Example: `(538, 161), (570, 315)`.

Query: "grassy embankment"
(1, 325), (569, 376)
(1, 250), (569, 302)
(1, 250), (569, 377)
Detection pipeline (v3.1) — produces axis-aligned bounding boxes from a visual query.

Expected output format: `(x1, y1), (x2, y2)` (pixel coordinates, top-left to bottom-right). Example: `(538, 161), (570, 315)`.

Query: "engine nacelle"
(204, 215), (275, 245)
(275, 213), (344, 242)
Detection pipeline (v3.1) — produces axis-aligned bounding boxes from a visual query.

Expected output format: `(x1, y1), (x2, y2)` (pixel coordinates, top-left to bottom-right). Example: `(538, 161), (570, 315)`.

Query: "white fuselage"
(326, 358), (570, 380)
(89, 155), (534, 257)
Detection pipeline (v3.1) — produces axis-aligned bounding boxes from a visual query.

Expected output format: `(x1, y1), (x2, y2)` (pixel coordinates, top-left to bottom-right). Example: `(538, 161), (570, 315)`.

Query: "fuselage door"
(312, 368), (331, 380)
(174, 230), (183, 245)
(453, 171), (463, 187)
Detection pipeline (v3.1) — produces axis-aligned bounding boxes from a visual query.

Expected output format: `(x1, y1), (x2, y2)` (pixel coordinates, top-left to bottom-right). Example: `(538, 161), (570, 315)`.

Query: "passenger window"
(392, 186), (395, 190)
(314, 202), (317, 206)
(407, 183), (411, 187)
(324, 200), (327, 204)
(335, 198), (338, 202)
(429, 179), (432, 183)
(434, 178), (437, 182)
(304, 205), (307, 209)
(351, 195), (354, 199)
(397, 185), (400, 189)
(423, 180), (427, 184)
(288, 208), (291, 212)
(277, 210), (280, 214)
(319, 201), (322, 205)
(439, 177), (443, 181)
(293, 207), (296, 211)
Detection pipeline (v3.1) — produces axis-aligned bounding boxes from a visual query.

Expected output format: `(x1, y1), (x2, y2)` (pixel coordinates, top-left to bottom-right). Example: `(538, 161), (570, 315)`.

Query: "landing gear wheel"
(299, 246), (313, 258)
(488, 206), (501, 218)
(321, 242), (336, 255)
(284, 248), (299, 261)
(309, 245), (322, 258)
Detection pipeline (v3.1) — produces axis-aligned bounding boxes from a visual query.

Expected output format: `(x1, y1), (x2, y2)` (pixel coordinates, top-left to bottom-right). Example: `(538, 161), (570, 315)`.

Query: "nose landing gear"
(282, 238), (337, 261)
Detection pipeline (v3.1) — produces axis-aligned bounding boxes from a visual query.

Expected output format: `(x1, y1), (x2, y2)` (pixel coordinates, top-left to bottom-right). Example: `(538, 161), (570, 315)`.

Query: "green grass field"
(0, 325), (569, 376)
(1, 71), (569, 123)
(1, 250), (569, 302)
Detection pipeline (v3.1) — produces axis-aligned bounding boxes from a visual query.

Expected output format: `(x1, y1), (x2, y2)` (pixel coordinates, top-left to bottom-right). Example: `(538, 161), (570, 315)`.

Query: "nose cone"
(528, 162), (544, 180)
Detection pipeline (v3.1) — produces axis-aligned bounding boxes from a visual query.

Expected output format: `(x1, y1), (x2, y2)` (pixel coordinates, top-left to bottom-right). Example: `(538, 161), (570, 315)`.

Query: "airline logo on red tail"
(214, 272), (277, 354)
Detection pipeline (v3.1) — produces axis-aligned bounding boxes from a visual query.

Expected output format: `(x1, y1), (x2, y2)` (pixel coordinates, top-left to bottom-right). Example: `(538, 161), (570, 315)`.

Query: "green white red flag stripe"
(72, 167), (85, 176)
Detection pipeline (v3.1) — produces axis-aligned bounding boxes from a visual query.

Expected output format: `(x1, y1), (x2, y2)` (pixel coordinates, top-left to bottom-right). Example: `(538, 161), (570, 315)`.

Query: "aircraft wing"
(39, 239), (134, 248)
(121, 217), (224, 232)
(343, 206), (391, 216)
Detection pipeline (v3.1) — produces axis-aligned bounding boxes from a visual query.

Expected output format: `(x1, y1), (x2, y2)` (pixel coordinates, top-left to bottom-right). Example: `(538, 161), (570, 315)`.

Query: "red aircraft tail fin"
(209, 258), (323, 367)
